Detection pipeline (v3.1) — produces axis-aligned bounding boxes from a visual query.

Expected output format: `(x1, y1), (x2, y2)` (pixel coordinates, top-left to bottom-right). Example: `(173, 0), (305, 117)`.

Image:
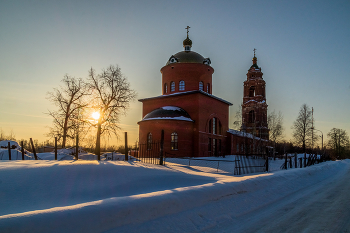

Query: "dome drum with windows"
(161, 32), (213, 96)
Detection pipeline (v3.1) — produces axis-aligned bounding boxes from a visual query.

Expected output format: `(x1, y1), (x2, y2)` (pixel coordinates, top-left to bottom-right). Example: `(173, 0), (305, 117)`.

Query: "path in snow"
(238, 166), (350, 233)
(202, 160), (350, 233)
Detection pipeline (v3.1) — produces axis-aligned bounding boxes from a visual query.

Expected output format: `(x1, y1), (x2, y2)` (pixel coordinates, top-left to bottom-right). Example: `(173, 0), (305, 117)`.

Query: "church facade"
(138, 31), (269, 157)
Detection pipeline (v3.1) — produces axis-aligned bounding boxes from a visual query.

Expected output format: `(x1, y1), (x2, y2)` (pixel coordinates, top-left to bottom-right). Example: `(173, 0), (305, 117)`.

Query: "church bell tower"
(241, 49), (269, 140)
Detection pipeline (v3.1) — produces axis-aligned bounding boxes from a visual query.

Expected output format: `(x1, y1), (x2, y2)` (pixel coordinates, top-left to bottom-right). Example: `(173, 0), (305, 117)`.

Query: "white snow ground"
(0, 159), (349, 233)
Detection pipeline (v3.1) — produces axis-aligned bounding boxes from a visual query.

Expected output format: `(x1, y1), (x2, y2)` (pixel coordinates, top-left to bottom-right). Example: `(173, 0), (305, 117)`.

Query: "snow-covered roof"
(138, 90), (233, 106)
(227, 129), (268, 141)
(139, 106), (194, 122)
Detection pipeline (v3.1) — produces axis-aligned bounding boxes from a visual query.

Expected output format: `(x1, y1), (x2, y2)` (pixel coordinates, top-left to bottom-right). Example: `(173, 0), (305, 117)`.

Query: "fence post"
(8, 142), (11, 160)
(21, 141), (24, 160)
(294, 153), (297, 168)
(159, 130), (164, 165)
(284, 153), (287, 170)
(55, 137), (57, 160)
(30, 138), (38, 160)
(304, 153), (306, 167)
(125, 132), (128, 161)
(265, 157), (269, 172)
(75, 135), (79, 160)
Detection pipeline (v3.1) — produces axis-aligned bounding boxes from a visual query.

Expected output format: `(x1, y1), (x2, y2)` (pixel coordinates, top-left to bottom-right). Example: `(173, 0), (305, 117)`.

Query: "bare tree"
(0, 128), (16, 141)
(292, 104), (313, 152)
(88, 65), (136, 159)
(47, 75), (90, 148)
(232, 106), (242, 130)
(327, 128), (350, 159)
(268, 110), (284, 143)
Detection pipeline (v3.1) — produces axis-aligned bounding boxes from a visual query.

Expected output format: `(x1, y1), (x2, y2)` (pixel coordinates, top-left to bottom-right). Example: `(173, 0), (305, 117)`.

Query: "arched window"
(213, 117), (216, 134)
(164, 83), (167, 94)
(171, 132), (178, 150)
(249, 110), (255, 123)
(249, 86), (255, 97)
(208, 119), (212, 133)
(170, 81), (175, 92)
(206, 83), (210, 93)
(179, 80), (185, 91)
(208, 117), (222, 135)
(147, 133), (152, 150)
(213, 139), (217, 156)
(199, 81), (204, 91)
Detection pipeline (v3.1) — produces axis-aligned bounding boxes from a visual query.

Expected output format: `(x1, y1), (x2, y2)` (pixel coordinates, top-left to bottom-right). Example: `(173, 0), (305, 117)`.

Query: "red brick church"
(138, 29), (269, 157)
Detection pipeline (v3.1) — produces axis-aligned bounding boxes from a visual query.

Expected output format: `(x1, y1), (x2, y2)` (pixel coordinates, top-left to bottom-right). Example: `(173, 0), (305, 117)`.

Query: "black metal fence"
(133, 141), (161, 165)
(133, 136), (268, 175)
(164, 154), (268, 175)
(234, 155), (267, 175)
(280, 153), (324, 170)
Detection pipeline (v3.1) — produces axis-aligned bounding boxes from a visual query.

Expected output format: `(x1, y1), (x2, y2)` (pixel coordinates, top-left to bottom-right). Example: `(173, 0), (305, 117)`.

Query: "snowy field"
(0, 159), (349, 232)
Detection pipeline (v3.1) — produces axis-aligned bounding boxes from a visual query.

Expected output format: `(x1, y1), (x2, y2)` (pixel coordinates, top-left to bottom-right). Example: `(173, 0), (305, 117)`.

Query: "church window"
(213, 117), (216, 134)
(208, 138), (212, 152)
(249, 86), (255, 97)
(171, 81), (175, 92)
(249, 110), (255, 123)
(164, 83), (167, 94)
(171, 132), (178, 150)
(199, 81), (204, 91)
(208, 117), (222, 135)
(208, 119), (212, 133)
(206, 83), (210, 93)
(179, 80), (185, 91)
(241, 144), (244, 153)
(147, 133), (152, 150)
(236, 143), (239, 152)
(213, 139), (216, 156)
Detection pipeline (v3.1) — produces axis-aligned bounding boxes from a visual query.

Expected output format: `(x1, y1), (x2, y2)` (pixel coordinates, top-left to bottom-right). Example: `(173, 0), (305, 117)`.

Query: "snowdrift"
(0, 159), (348, 233)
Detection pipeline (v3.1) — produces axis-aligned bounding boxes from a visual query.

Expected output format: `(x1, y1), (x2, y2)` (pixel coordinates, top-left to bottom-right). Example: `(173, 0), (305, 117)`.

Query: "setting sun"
(92, 112), (100, 120)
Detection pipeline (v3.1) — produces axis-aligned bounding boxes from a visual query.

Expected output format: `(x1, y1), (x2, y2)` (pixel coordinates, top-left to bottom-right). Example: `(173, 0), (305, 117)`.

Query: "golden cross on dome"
(185, 26), (190, 36)
(253, 48), (256, 56)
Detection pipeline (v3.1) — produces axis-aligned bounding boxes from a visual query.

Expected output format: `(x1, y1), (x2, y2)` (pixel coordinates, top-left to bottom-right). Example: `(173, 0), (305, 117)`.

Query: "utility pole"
(312, 107), (314, 151)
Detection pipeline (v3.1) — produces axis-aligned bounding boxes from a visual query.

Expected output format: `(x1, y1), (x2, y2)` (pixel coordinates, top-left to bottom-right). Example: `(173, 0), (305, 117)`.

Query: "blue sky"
(1, 0), (349, 146)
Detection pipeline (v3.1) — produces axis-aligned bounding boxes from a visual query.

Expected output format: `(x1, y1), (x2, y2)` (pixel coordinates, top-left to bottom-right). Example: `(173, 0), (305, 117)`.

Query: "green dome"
(166, 51), (205, 65)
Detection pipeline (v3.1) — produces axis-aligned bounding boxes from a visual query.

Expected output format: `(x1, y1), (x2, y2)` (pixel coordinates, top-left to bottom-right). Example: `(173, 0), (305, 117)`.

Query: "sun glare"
(92, 112), (100, 120)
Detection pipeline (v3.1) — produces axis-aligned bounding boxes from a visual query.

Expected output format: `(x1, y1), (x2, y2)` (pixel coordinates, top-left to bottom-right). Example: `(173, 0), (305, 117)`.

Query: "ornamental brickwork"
(241, 56), (269, 140)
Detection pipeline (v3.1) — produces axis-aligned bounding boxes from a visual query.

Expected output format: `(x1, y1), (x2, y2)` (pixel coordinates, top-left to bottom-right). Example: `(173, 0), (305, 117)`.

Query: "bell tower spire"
(253, 48), (257, 65)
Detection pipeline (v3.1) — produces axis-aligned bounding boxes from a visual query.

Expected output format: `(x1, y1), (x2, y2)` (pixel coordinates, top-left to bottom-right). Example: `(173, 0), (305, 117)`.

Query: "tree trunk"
(95, 121), (101, 160)
(62, 113), (69, 148)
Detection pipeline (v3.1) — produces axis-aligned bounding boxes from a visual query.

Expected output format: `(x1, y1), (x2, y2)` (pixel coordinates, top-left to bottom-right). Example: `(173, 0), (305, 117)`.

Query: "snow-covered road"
(203, 160), (350, 233)
(0, 160), (349, 232)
